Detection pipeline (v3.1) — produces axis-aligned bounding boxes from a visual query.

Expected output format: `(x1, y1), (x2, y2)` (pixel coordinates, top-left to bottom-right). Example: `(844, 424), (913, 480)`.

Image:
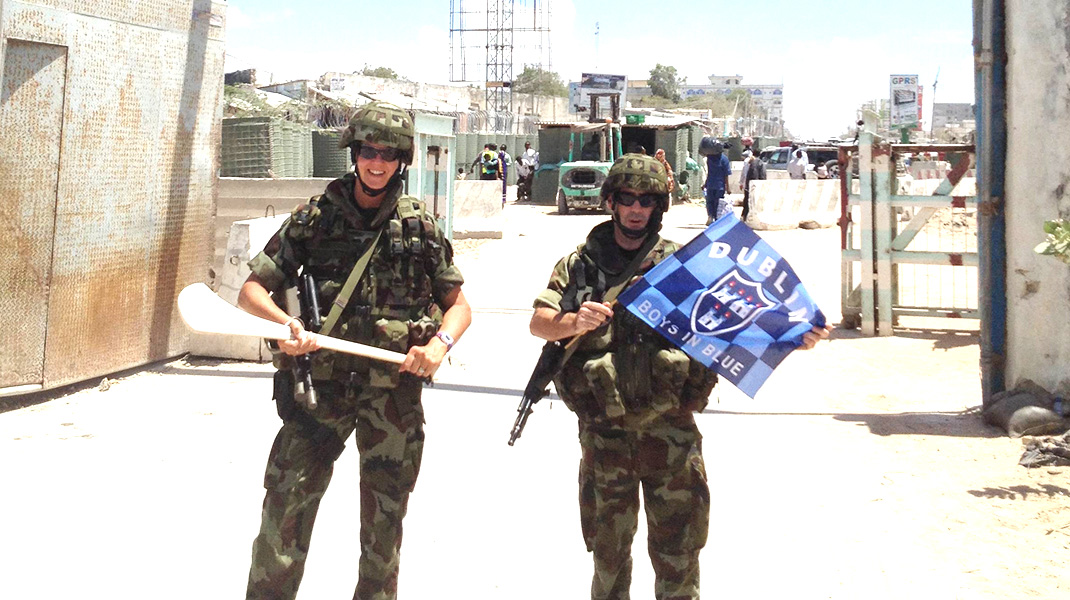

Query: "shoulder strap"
(318, 197), (426, 337)
(395, 195), (423, 220)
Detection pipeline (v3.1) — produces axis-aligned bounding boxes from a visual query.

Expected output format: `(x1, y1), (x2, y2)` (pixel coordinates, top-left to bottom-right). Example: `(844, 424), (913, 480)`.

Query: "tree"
(360, 65), (401, 80)
(648, 64), (681, 102)
(512, 66), (567, 97)
(726, 88), (758, 118)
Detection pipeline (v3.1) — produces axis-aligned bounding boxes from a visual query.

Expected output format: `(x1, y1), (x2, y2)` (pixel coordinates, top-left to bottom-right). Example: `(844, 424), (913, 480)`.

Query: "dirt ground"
(1, 197), (1066, 599)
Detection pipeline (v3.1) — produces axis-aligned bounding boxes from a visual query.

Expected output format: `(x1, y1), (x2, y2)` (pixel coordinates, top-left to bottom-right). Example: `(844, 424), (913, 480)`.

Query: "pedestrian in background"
(515, 141), (538, 202)
(474, 143), (500, 181)
(498, 144), (511, 206)
(654, 148), (676, 198)
(787, 144), (808, 180)
(740, 149), (766, 222)
(700, 137), (731, 225)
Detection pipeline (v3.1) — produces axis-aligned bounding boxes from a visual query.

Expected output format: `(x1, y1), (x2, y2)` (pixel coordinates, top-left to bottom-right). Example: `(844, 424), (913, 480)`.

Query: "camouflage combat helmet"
(338, 101), (415, 163)
(601, 153), (670, 239)
(600, 153), (670, 211)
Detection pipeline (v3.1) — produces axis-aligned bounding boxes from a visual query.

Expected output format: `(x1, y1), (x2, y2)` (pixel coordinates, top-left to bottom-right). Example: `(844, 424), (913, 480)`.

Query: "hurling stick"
(177, 283), (406, 364)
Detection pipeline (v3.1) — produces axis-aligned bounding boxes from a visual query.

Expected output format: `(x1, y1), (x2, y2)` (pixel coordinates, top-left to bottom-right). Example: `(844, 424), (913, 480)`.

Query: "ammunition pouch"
(272, 370), (346, 463)
(680, 360), (719, 413)
(367, 318), (411, 388)
(564, 348), (695, 420)
(365, 315), (440, 388)
(562, 309), (709, 420)
(583, 352), (625, 419)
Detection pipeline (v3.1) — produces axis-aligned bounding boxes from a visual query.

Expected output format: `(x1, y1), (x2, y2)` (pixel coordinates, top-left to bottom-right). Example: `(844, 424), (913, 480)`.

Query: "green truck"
(556, 121), (622, 214)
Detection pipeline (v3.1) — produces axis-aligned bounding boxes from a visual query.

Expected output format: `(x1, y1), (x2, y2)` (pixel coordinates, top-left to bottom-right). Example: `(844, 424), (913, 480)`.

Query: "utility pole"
(929, 66), (940, 137)
(594, 22), (599, 70)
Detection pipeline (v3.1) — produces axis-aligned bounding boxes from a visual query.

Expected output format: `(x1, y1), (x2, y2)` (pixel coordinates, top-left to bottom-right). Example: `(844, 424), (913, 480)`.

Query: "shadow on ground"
(967, 484), (1070, 500)
(705, 406), (1003, 439)
(828, 326), (979, 350)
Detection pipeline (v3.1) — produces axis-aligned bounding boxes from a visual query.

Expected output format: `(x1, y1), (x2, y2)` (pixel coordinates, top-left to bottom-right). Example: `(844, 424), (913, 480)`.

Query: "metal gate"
(840, 113), (978, 336)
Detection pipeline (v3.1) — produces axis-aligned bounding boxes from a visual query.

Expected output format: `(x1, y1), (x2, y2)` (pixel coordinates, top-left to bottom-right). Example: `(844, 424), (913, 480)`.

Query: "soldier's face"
(609, 187), (655, 230)
(356, 142), (401, 190)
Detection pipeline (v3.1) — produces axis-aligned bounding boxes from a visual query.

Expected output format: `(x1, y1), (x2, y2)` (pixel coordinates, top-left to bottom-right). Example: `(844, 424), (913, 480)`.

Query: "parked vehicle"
(556, 121), (621, 214)
(759, 144), (843, 179)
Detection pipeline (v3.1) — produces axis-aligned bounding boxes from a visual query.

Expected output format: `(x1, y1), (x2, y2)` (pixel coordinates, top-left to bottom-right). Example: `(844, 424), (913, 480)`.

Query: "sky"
(224, 0), (976, 141)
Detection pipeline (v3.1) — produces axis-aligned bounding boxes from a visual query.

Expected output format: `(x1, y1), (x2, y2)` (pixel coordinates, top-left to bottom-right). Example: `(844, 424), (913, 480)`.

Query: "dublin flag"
(618, 213), (826, 398)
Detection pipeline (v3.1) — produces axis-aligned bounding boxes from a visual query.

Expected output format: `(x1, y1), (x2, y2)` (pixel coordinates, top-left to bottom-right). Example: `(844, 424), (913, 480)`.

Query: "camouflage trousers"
(578, 415), (710, 600)
(246, 377), (425, 600)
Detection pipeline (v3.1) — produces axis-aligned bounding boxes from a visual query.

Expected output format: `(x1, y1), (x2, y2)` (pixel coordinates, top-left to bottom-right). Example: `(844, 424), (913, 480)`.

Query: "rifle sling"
(318, 228), (384, 337)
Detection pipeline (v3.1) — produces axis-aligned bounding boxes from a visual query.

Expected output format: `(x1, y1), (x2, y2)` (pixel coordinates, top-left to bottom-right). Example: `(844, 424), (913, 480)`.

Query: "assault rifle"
(506, 231), (660, 446)
(508, 340), (567, 446)
(293, 273), (322, 410)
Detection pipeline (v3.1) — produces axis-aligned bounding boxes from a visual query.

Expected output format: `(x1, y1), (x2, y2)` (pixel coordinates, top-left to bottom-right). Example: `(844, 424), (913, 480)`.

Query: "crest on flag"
(691, 269), (775, 336)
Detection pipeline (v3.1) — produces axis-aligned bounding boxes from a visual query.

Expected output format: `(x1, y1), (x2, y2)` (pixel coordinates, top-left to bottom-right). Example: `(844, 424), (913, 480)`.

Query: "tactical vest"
(285, 181), (447, 388)
(553, 234), (717, 423)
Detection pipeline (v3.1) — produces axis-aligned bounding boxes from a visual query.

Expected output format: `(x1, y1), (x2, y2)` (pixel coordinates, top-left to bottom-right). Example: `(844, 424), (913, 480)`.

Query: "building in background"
(932, 103), (975, 130)
(624, 74), (783, 123)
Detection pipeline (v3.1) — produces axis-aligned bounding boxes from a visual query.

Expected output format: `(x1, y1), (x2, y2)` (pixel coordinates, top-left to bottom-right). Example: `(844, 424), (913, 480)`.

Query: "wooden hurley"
(177, 283), (407, 365)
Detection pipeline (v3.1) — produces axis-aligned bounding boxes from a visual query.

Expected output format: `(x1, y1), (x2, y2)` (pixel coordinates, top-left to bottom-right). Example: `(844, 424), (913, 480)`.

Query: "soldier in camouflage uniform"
(237, 101), (472, 600)
(530, 154), (716, 600)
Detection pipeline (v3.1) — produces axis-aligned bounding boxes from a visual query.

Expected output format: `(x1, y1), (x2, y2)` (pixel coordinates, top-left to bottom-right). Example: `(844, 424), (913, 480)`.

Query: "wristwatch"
(435, 331), (455, 351)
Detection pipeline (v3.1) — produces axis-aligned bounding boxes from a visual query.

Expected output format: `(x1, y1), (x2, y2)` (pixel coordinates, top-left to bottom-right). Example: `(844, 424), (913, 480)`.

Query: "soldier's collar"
(326, 173), (404, 228)
(583, 220), (660, 276)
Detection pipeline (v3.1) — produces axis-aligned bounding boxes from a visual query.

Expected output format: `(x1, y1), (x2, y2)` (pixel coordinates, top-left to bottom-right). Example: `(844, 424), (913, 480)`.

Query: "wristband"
(435, 331), (455, 351)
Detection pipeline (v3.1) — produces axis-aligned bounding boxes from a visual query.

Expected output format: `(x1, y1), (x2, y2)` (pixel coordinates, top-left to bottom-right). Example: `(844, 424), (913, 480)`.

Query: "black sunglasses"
(613, 191), (660, 208)
(357, 145), (401, 162)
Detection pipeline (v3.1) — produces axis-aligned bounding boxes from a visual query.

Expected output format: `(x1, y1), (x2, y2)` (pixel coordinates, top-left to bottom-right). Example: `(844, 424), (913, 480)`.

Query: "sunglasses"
(357, 145), (401, 162)
(613, 191), (660, 208)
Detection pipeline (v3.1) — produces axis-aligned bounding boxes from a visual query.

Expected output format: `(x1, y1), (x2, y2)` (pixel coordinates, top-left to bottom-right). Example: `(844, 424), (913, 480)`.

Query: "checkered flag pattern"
(619, 213), (826, 398)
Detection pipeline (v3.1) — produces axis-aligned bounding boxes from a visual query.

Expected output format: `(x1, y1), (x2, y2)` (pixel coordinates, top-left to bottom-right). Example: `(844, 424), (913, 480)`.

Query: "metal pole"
(858, 111), (879, 336)
(976, 0), (1008, 406)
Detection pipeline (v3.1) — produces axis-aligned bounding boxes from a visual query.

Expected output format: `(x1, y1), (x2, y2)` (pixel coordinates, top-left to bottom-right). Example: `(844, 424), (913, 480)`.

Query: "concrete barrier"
(745, 179), (841, 230)
(214, 177), (332, 286)
(190, 215), (287, 361)
(452, 180), (504, 239)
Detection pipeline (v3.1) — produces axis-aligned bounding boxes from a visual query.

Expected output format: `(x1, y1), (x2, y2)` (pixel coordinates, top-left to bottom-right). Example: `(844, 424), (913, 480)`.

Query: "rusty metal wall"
(0, 0), (225, 394)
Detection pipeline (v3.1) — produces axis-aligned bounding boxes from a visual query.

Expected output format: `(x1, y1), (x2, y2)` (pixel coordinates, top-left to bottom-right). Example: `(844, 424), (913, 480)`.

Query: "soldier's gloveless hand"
(400, 337), (449, 379)
(278, 320), (321, 356)
(575, 301), (614, 334)
(799, 324), (833, 350)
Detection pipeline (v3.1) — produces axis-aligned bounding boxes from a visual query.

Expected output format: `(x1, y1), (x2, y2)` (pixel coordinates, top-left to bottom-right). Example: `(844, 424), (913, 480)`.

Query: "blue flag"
(618, 213), (825, 398)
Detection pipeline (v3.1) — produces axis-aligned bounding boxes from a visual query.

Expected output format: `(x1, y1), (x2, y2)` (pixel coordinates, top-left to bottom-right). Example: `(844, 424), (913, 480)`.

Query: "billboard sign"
(889, 74), (919, 128)
(569, 72), (627, 115)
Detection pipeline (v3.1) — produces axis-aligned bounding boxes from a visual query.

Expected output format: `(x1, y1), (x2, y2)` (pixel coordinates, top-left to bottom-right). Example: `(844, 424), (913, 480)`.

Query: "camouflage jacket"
(249, 174), (464, 385)
(533, 221), (717, 425)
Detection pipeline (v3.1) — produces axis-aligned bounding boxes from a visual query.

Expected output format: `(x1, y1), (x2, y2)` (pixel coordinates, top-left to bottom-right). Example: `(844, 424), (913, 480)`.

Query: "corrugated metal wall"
(0, 0), (226, 394)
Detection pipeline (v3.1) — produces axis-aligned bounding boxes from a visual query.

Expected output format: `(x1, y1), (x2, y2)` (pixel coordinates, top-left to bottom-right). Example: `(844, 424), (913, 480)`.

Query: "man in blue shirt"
(701, 138), (731, 225)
